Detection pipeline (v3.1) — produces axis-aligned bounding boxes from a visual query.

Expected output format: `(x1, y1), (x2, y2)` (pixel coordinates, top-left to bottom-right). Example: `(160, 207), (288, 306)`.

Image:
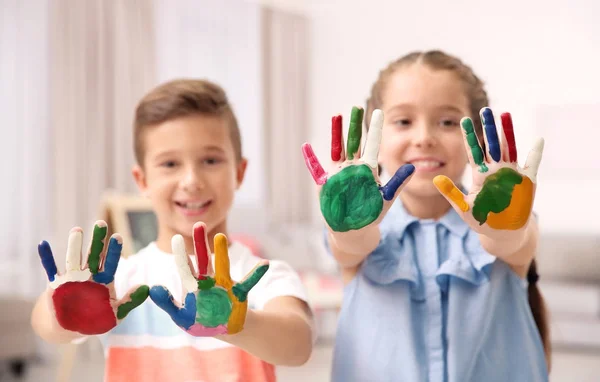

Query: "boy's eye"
(161, 160), (178, 168)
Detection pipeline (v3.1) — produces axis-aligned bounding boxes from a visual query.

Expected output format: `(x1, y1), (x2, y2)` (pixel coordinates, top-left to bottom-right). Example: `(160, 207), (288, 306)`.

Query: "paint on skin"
(380, 164), (415, 201)
(433, 175), (469, 212)
(87, 224), (107, 274)
(481, 108), (501, 162)
(116, 285), (150, 320)
(149, 287), (196, 329)
(331, 115), (343, 161)
(461, 118), (488, 173)
(38, 241), (58, 282)
(301, 143), (327, 185)
(484, 176), (534, 230)
(319, 164), (383, 232)
(501, 112), (518, 163)
(472, 167), (526, 226)
(193, 224), (210, 279)
(232, 263), (269, 302)
(53, 281), (116, 335)
(346, 107), (363, 160)
(186, 323), (228, 336)
(195, 288), (232, 327)
(93, 237), (122, 284)
(363, 109), (383, 169)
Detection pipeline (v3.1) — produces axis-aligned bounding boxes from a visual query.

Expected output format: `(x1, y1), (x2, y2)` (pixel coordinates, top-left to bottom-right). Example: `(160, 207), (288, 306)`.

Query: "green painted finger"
(232, 263), (269, 302)
(346, 107), (364, 160)
(461, 118), (488, 172)
(88, 224), (108, 274)
(117, 285), (150, 320)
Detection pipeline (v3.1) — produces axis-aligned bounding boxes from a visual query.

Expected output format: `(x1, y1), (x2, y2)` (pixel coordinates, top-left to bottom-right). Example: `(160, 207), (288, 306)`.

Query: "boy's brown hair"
(133, 79), (242, 166)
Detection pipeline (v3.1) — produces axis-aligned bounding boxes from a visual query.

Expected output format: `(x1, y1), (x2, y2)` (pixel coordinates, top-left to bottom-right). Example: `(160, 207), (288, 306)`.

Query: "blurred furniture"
(0, 297), (36, 378)
(537, 234), (600, 351)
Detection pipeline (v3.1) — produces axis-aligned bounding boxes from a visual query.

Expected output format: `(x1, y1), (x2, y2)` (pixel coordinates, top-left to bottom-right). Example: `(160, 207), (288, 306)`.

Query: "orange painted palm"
(433, 107), (544, 238)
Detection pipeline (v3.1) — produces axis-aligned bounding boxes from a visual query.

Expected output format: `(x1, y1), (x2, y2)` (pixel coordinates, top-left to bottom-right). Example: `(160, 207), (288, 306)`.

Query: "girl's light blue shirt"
(327, 200), (548, 382)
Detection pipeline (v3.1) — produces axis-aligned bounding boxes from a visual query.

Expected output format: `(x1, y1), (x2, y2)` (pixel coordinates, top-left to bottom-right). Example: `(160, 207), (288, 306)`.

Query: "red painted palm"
(37, 221), (149, 335)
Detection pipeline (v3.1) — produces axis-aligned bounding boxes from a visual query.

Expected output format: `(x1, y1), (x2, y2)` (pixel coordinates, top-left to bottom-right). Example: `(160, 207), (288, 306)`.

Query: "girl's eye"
(440, 119), (459, 127)
(393, 119), (411, 126)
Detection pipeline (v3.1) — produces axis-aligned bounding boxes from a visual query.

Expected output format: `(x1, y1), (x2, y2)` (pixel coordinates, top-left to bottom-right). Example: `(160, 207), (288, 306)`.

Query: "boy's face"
(133, 115), (246, 241)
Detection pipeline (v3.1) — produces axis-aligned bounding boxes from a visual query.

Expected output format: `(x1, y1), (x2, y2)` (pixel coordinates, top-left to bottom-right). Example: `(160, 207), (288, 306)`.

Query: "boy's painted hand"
(302, 107), (415, 233)
(149, 222), (269, 336)
(433, 108), (544, 239)
(37, 221), (149, 335)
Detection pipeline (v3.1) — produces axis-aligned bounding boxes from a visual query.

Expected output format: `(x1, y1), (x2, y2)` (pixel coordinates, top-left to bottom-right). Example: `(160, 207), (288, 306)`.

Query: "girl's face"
(379, 64), (471, 200)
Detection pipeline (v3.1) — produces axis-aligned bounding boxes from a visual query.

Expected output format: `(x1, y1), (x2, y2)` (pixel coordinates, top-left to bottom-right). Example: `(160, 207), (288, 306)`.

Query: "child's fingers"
(172, 234), (198, 293)
(331, 115), (345, 162)
(66, 227), (83, 272)
(480, 107), (501, 162)
(346, 107), (364, 160)
(148, 286), (196, 329)
(214, 233), (233, 290)
(461, 117), (487, 170)
(501, 112), (518, 163)
(87, 221), (108, 274)
(232, 261), (269, 302)
(193, 222), (210, 278)
(522, 137), (544, 183)
(380, 164), (415, 201)
(363, 109), (383, 169)
(93, 234), (122, 285)
(433, 175), (470, 213)
(116, 284), (149, 320)
(38, 241), (58, 282)
(301, 143), (327, 185)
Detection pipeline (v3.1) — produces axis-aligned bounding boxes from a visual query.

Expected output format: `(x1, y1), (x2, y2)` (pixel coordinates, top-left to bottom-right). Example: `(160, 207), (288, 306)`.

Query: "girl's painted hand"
(149, 222), (269, 336)
(302, 107), (415, 233)
(38, 221), (149, 335)
(433, 108), (544, 240)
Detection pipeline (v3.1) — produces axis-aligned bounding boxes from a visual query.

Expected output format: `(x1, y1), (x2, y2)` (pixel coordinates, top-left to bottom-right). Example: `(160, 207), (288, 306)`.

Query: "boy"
(31, 79), (314, 381)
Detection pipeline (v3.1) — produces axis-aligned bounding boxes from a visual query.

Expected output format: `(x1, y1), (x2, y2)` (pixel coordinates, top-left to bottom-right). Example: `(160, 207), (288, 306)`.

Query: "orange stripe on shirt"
(105, 345), (276, 382)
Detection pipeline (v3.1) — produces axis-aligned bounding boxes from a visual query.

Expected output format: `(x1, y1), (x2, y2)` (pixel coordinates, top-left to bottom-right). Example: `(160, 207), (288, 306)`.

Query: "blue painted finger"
(93, 237), (122, 284)
(380, 164), (415, 201)
(481, 107), (501, 162)
(38, 241), (58, 282)
(149, 286), (196, 329)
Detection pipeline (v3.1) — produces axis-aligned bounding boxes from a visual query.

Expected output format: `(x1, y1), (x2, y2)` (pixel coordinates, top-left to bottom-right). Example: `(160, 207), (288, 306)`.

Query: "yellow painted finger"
(214, 233), (233, 290)
(433, 175), (469, 212)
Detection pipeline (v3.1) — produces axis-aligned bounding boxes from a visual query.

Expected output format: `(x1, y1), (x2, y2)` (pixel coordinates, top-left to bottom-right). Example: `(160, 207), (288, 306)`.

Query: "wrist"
(479, 217), (532, 257)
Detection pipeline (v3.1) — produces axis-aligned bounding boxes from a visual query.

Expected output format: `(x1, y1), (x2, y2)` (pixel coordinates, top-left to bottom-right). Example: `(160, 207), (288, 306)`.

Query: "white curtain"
(0, 0), (52, 297)
(261, 6), (311, 227)
(49, 0), (156, 270)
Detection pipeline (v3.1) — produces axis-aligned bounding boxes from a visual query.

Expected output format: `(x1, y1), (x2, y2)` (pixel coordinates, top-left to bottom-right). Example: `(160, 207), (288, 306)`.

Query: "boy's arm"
(31, 288), (85, 344)
(478, 216), (539, 278)
(216, 296), (313, 366)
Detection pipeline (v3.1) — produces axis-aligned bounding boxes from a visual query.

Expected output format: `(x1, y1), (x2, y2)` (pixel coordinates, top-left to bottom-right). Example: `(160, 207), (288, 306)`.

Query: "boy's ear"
(236, 158), (248, 189)
(132, 164), (149, 197)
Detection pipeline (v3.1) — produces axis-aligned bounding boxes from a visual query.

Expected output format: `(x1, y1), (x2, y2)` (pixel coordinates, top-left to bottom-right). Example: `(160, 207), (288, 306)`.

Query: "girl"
(302, 50), (548, 382)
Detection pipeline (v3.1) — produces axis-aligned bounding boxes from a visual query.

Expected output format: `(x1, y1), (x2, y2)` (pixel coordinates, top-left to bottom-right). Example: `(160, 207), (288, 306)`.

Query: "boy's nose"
(180, 169), (205, 191)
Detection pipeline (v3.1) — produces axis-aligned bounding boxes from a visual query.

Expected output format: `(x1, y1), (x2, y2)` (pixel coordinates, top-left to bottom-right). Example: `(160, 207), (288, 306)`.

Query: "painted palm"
(37, 221), (149, 335)
(149, 223), (269, 336)
(302, 107), (415, 232)
(434, 107), (544, 234)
